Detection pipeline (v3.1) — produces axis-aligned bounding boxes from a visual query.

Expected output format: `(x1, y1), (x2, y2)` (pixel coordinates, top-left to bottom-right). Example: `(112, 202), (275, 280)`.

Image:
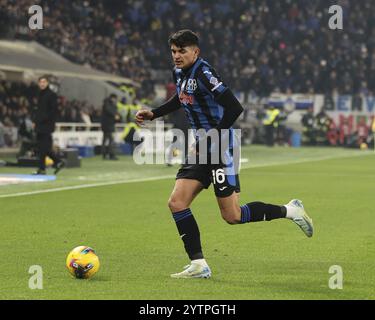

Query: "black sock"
(240, 202), (286, 223)
(172, 208), (203, 260)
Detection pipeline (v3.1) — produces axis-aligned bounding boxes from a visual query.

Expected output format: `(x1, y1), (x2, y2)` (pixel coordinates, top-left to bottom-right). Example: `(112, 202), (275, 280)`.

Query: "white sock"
(192, 258), (207, 266)
(285, 205), (299, 219)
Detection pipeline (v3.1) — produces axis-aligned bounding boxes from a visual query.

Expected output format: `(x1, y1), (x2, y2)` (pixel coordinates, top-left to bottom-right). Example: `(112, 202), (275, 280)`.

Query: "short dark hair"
(168, 29), (199, 48)
(38, 75), (49, 82)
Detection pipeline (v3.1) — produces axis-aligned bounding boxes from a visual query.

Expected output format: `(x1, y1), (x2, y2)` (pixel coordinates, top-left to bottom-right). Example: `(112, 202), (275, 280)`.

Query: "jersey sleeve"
(197, 65), (228, 99)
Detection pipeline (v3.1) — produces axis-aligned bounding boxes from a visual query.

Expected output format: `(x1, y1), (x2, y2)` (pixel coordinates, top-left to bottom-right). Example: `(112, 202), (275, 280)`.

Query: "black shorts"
(176, 163), (241, 198)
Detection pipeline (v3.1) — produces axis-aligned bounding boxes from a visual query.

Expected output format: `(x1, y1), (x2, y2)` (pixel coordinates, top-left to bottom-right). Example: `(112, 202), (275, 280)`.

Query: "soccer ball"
(66, 246), (100, 279)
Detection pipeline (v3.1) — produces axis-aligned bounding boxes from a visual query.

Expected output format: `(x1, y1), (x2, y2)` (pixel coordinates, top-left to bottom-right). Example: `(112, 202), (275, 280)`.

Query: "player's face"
(171, 44), (199, 69)
(38, 78), (49, 90)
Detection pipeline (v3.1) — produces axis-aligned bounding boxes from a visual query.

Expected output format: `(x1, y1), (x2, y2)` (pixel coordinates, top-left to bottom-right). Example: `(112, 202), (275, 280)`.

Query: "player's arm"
(215, 89), (244, 129)
(194, 89), (243, 152)
(197, 67), (244, 129)
(135, 93), (180, 125)
(193, 67), (244, 153)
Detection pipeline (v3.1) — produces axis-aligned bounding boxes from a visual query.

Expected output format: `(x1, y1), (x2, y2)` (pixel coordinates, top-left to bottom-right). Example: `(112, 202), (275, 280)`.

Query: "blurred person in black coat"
(101, 93), (119, 160)
(32, 75), (65, 175)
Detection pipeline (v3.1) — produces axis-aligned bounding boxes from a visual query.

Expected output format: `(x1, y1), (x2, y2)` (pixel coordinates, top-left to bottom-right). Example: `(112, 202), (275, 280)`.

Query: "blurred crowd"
(2, 0), (375, 96)
(1, 0), (375, 149)
(238, 104), (375, 149)
(0, 80), (100, 147)
(301, 107), (375, 148)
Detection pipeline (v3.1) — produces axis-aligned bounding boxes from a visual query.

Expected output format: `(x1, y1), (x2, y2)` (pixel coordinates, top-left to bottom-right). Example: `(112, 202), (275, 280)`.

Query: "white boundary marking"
(0, 152), (372, 199)
(0, 175), (174, 199)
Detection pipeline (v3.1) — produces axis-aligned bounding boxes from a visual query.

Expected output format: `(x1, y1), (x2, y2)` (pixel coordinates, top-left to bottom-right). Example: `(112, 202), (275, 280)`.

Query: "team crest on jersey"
(185, 78), (197, 93)
(209, 76), (219, 86)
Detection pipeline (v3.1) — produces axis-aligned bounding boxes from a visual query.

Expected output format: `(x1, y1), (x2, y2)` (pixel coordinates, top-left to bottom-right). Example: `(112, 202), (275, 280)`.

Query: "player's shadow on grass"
(68, 275), (111, 282)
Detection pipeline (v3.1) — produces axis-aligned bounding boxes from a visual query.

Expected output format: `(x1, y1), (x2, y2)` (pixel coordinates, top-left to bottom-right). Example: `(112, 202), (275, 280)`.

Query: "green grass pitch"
(0, 146), (374, 299)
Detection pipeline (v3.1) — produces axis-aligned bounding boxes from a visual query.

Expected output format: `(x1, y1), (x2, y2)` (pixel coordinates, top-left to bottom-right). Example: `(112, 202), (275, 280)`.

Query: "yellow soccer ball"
(66, 246), (100, 279)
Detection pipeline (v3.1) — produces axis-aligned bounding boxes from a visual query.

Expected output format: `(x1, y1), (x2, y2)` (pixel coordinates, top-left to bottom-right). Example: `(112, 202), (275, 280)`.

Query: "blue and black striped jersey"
(173, 57), (229, 131)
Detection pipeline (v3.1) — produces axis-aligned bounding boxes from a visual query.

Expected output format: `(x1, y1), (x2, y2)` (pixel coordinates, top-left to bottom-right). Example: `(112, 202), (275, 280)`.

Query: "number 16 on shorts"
(212, 168), (226, 185)
(211, 167), (240, 197)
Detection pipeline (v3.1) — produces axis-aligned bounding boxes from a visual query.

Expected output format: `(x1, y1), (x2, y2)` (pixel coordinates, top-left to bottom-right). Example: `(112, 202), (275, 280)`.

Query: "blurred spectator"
(262, 104), (280, 146)
(315, 108), (332, 145)
(0, 80), (98, 147)
(275, 106), (289, 145)
(80, 107), (92, 126)
(17, 113), (35, 157)
(301, 106), (316, 145)
(101, 93), (119, 160)
(0, 121), (5, 147)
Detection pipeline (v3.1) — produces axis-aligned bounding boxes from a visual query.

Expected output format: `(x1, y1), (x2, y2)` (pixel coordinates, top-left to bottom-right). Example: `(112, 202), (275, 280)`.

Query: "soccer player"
(136, 30), (314, 279)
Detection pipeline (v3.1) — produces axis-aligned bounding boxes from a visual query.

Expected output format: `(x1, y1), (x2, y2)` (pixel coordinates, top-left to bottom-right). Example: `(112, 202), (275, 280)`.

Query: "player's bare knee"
(168, 197), (187, 213)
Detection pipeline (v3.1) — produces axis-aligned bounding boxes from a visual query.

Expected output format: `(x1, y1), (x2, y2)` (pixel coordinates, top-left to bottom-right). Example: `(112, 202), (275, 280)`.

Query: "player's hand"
(135, 109), (154, 126)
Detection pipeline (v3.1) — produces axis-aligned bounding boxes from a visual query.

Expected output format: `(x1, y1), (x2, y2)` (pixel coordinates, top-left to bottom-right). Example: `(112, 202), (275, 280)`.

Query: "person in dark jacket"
(301, 106), (316, 145)
(101, 93), (119, 160)
(32, 76), (65, 175)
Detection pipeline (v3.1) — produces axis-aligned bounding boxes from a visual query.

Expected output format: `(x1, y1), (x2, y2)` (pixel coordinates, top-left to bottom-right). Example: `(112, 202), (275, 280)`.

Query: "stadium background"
(0, 0), (374, 300)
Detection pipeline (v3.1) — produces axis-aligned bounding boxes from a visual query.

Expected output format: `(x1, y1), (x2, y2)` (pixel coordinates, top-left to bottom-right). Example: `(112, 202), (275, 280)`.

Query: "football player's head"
(169, 29), (200, 70)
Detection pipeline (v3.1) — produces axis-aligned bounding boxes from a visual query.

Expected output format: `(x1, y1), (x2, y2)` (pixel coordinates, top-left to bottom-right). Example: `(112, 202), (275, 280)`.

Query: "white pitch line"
(0, 175), (174, 199)
(240, 150), (373, 170)
(0, 151), (372, 199)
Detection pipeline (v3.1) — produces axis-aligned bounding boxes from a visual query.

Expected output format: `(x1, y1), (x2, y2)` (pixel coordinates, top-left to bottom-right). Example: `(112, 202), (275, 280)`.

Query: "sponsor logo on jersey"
(179, 92), (194, 105)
